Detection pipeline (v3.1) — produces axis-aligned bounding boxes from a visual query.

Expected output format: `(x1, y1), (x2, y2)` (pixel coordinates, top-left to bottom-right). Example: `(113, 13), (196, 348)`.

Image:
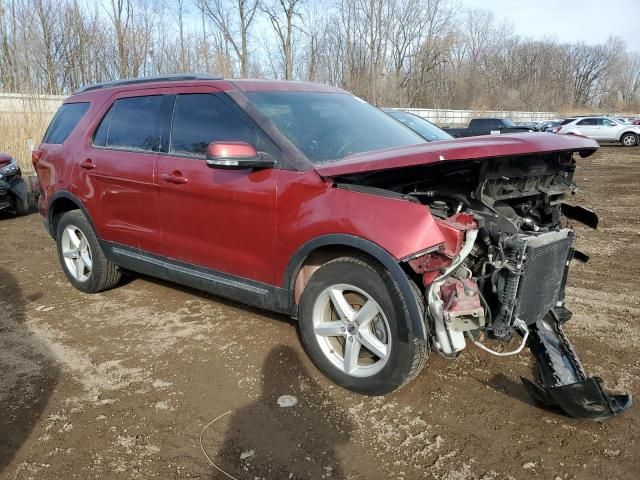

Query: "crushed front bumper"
(522, 310), (632, 420)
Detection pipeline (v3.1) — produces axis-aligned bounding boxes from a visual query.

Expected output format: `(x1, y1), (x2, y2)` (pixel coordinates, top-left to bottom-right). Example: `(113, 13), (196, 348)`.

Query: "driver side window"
(169, 94), (278, 160)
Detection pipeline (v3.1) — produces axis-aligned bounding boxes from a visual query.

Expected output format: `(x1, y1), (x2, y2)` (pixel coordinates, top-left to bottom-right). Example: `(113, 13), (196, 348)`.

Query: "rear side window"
(169, 93), (273, 158)
(42, 102), (90, 144)
(94, 95), (171, 152)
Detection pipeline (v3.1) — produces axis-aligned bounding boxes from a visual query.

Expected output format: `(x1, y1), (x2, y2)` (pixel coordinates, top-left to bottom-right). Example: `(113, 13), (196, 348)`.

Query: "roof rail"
(74, 73), (224, 94)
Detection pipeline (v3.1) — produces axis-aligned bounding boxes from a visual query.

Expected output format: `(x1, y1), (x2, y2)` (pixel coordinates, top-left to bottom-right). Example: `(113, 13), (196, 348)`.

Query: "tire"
(298, 256), (428, 395)
(13, 194), (29, 215)
(621, 132), (638, 147)
(55, 210), (121, 293)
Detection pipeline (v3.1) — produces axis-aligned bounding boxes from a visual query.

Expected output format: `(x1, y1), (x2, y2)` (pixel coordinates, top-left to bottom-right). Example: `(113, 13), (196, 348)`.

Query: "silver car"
(557, 116), (640, 147)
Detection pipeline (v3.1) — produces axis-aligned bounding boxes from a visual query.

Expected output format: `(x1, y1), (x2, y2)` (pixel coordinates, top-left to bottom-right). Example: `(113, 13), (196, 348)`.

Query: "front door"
(575, 118), (599, 138)
(598, 118), (619, 141)
(155, 92), (280, 285)
(78, 91), (174, 255)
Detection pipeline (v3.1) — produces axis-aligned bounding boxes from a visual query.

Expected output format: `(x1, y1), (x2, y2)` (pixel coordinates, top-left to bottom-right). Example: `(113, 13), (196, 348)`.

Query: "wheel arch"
(47, 191), (96, 238)
(620, 130), (639, 142)
(284, 234), (427, 339)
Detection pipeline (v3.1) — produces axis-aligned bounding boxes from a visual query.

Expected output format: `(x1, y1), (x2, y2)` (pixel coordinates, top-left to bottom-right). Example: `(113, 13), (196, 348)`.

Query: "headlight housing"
(0, 157), (19, 179)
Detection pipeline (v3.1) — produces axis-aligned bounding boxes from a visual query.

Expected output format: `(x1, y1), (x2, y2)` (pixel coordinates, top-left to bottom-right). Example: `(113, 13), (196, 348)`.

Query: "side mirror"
(205, 141), (275, 169)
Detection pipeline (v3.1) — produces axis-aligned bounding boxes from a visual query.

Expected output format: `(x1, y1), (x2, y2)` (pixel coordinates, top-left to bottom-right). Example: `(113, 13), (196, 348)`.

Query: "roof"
(74, 73), (224, 94)
(313, 133), (599, 177)
(72, 74), (344, 97)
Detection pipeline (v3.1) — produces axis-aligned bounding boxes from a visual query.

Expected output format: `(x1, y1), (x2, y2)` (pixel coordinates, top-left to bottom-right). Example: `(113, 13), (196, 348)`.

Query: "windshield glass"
(246, 91), (424, 164)
(501, 118), (516, 127)
(385, 111), (453, 141)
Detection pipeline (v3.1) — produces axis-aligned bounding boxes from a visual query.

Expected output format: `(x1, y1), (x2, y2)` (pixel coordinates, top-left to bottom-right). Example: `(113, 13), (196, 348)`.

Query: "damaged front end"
(338, 150), (632, 420)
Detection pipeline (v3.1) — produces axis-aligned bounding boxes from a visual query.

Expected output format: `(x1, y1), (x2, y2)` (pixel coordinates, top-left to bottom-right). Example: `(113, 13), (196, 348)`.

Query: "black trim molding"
(101, 241), (292, 314)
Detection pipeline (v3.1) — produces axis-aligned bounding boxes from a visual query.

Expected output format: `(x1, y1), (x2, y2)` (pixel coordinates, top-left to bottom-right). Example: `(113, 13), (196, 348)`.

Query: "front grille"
(514, 230), (573, 325)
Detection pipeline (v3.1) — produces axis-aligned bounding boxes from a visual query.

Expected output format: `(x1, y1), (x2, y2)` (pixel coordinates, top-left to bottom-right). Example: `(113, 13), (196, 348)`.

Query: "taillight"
(32, 149), (43, 168)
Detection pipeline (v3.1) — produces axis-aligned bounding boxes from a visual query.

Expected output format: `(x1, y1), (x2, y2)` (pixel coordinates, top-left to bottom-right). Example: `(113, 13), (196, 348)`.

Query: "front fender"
(285, 234), (428, 339)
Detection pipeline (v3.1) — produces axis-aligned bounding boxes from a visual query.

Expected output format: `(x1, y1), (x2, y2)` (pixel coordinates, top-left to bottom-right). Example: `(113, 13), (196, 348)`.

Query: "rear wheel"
(299, 256), (428, 395)
(621, 132), (638, 147)
(56, 210), (121, 293)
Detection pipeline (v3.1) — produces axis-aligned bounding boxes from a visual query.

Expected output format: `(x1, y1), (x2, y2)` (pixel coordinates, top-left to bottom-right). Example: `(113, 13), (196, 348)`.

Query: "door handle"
(80, 158), (96, 170)
(161, 172), (188, 184)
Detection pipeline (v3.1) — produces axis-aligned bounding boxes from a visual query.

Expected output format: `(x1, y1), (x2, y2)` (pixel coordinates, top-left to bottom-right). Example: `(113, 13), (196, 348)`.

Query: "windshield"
(385, 110), (453, 142)
(501, 118), (516, 127)
(246, 91), (424, 164)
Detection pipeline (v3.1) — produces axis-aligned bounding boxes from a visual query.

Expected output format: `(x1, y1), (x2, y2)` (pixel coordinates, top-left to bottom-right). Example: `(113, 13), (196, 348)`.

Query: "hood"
(313, 133), (598, 178)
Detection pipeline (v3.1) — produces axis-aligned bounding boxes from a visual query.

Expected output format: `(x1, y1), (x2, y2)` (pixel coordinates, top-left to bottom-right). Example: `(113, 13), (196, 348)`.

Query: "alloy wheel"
(61, 224), (93, 282)
(312, 283), (391, 377)
(622, 134), (637, 146)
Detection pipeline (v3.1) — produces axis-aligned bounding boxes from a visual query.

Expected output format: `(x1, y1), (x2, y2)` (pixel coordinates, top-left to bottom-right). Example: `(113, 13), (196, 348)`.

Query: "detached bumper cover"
(522, 313), (633, 420)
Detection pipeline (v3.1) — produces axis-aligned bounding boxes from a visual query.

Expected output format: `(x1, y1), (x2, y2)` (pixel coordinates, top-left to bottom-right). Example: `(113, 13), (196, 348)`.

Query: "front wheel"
(621, 132), (638, 147)
(299, 256), (428, 395)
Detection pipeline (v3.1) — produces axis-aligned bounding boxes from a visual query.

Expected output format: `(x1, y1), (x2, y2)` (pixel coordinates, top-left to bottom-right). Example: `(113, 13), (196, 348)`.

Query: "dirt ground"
(1, 146), (639, 480)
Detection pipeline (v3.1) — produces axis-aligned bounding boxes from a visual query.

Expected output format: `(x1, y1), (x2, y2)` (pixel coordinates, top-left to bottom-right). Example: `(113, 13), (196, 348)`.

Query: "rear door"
(77, 90), (174, 254)
(155, 91), (280, 284)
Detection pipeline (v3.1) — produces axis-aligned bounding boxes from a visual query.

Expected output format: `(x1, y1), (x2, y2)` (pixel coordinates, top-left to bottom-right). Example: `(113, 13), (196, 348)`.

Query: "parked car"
(443, 118), (533, 137)
(382, 109), (453, 142)
(515, 121), (540, 129)
(34, 74), (631, 419)
(632, 118), (640, 125)
(0, 153), (29, 215)
(535, 119), (563, 132)
(557, 116), (640, 146)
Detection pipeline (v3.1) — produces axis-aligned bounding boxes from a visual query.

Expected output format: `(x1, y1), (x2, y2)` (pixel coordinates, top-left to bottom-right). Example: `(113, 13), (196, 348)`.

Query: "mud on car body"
(34, 75), (631, 420)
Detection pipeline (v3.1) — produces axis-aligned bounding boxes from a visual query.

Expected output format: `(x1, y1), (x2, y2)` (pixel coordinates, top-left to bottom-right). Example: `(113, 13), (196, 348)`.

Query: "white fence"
(387, 107), (559, 126)
(0, 92), (64, 114)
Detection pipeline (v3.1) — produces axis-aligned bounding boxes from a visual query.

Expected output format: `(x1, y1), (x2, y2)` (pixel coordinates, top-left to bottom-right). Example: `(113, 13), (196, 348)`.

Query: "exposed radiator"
(513, 229), (573, 325)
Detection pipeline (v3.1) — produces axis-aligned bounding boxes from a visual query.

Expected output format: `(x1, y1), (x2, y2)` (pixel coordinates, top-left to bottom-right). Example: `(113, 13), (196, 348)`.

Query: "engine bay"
(334, 151), (632, 419)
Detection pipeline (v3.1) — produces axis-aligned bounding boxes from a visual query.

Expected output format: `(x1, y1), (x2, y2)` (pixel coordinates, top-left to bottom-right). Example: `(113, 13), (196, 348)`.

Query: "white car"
(556, 117), (640, 147)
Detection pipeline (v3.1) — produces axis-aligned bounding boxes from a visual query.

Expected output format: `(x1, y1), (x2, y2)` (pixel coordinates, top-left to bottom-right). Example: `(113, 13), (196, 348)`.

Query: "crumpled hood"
(313, 133), (598, 178)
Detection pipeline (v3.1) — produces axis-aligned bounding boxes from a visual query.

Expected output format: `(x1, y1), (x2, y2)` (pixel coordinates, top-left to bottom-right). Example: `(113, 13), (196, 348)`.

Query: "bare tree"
(261, 0), (305, 80)
(196, 0), (260, 77)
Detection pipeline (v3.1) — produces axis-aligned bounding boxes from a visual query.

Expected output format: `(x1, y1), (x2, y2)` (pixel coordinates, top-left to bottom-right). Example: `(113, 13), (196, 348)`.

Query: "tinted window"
(42, 102), (90, 144)
(106, 96), (168, 152)
(577, 118), (597, 126)
(170, 94), (266, 157)
(93, 105), (114, 147)
(246, 91), (422, 163)
(561, 118), (575, 125)
(386, 111), (452, 142)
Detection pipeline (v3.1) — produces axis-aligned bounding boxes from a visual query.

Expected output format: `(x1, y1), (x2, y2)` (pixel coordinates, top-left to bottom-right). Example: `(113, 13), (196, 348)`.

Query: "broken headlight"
(0, 157), (19, 179)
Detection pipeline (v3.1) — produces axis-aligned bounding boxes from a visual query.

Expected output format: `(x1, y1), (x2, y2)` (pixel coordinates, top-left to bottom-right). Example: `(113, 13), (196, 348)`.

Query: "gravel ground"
(1, 146), (638, 479)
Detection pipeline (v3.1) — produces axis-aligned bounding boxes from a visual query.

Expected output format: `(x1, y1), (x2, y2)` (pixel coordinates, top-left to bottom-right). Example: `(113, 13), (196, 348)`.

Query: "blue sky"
(460, 0), (640, 51)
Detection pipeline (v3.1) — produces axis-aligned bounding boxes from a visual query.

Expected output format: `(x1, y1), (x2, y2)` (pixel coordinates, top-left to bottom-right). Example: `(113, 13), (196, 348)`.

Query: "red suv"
(34, 74), (631, 419)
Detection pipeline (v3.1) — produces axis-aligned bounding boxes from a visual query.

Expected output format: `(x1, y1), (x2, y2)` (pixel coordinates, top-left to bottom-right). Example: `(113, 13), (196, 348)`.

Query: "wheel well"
(620, 131), (638, 140)
(49, 197), (80, 235)
(292, 245), (381, 305)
